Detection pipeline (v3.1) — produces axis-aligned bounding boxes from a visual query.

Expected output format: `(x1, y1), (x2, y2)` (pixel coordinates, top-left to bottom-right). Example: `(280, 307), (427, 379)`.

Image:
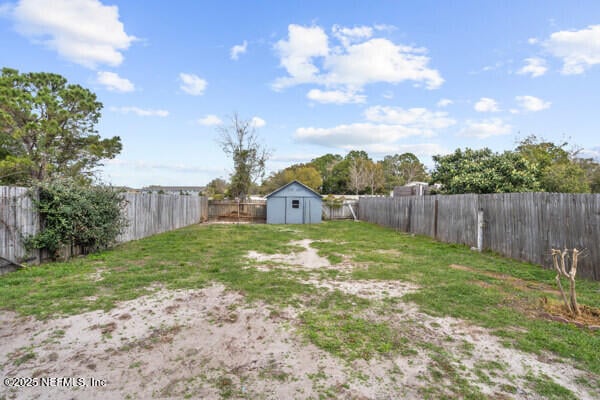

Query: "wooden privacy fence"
(208, 200), (266, 222)
(118, 192), (208, 242)
(359, 193), (600, 280)
(0, 186), (208, 266)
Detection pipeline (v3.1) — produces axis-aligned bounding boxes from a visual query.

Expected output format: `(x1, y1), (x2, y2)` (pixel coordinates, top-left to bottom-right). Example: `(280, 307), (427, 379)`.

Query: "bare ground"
(1, 240), (598, 399)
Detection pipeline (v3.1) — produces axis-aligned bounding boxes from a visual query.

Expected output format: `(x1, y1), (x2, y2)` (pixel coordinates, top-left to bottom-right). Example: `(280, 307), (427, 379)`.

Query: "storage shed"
(266, 180), (322, 224)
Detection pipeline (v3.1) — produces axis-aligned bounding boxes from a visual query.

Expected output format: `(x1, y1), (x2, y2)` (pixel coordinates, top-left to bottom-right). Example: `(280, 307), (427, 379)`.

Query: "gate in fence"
(208, 200), (267, 222)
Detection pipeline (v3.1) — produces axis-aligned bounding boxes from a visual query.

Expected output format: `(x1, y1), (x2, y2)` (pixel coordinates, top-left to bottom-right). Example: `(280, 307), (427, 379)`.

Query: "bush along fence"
(359, 193), (600, 281)
(0, 186), (208, 268)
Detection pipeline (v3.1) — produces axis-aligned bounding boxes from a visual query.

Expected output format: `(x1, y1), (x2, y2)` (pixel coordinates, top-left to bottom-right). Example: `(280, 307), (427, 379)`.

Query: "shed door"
(303, 198), (313, 223)
(286, 197), (303, 224)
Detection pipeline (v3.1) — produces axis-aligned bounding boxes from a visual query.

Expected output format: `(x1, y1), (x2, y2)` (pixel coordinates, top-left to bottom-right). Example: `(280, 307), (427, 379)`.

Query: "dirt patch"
(540, 298), (600, 329)
(305, 278), (420, 300)
(366, 301), (597, 399)
(88, 269), (105, 282)
(1, 283), (597, 399)
(246, 239), (331, 269)
(0, 285), (400, 399)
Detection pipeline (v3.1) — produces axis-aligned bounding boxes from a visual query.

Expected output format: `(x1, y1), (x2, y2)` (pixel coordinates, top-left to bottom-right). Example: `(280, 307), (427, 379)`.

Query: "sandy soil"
(246, 239), (331, 269)
(1, 240), (597, 399)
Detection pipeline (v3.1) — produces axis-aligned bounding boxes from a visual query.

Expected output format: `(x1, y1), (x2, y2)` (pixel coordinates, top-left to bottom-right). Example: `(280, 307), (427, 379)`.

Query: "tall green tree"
(205, 178), (229, 198)
(576, 157), (600, 193)
(431, 148), (540, 194)
(515, 135), (589, 193)
(381, 153), (429, 191)
(327, 150), (372, 194)
(218, 113), (270, 200)
(308, 153), (342, 193)
(0, 68), (121, 185)
(261, 164), (322, 194)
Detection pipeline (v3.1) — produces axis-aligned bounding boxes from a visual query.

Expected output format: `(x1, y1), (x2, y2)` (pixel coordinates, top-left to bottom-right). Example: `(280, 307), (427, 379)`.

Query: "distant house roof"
(143, 185), (205, 192)
(265, 180), (321, 199)
(404, 181), (429, 187)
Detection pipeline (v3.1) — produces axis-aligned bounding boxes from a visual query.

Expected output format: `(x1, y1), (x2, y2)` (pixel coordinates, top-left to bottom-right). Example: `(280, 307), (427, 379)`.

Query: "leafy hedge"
(26, 179), (127, 258)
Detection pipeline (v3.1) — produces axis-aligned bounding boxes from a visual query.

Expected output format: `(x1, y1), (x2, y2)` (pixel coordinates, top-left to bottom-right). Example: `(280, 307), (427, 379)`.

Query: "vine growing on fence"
(25, 179), (127, 259)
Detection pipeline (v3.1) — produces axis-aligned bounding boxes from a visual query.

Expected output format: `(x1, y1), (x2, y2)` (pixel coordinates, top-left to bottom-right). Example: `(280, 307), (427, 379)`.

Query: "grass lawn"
(1, 220), (599, 398)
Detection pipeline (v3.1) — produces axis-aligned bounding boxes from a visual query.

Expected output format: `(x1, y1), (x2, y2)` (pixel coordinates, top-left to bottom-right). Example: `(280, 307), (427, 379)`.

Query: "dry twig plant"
(551, 248), (581, 316)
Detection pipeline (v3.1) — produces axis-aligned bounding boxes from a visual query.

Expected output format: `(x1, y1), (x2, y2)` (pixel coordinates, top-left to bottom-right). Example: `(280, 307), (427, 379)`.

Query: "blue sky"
(1, 0), (599, 187)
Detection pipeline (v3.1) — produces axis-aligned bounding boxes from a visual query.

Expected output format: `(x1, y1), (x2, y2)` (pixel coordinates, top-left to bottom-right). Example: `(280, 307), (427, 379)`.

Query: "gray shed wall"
(266, 183), (322, 224)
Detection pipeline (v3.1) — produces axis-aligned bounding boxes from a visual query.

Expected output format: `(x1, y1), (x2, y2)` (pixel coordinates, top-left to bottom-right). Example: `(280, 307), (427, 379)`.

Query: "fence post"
(433, 198), (438, 239)
(476, 208), (484, 252)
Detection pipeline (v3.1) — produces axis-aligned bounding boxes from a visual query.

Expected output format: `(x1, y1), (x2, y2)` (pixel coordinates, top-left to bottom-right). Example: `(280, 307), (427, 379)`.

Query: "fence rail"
(0, 186), (208, 266)
(359, 193), (600, 280)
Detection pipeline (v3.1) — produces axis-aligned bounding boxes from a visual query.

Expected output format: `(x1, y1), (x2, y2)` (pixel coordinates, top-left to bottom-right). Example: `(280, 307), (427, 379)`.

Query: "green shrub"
(25, 179), (127, 258)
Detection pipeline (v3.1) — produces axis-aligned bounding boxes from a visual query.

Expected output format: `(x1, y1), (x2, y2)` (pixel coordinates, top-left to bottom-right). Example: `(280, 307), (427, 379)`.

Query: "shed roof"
(265, 180), (322, 199)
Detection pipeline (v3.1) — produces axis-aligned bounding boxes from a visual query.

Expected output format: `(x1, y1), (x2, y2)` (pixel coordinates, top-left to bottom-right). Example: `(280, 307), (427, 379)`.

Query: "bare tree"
(348, 159), (368, 195)
(218, 113), (270, 200)
(365, 161), (385, 195)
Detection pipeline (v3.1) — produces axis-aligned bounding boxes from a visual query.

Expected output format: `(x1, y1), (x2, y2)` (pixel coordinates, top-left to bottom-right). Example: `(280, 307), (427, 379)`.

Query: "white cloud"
(324, 38), (443, 90)
(517, 57), (547, 77)
(331, 24), (373, 47)
(543, 24), (600, 74)
(436, 98), (453, 107)
(295, 123), (425, 147)
(97, 71), (134, 92)
(11, 0), (135, 68)
(110, 106), (168, 117)
(306, 89), (366, 104)
(273, 24), (443, 92)
(474, 97), (500, 112)
(528, 38), (539, 45)
(273, 24), (329, 89)
(354, 143), (447, 157)
(270, 153), (320, 163)
(373, 24), (397, 33)
(363, 106), (455, 133)
(179, 73), (207, 95)
(515, 95), (551, 112)
(197, 115), (222, 126)
(295, 105), (454, 149)
(459, 118), (511, 139)
(251, 116), (266, 128)
(230, 40), (247, 60)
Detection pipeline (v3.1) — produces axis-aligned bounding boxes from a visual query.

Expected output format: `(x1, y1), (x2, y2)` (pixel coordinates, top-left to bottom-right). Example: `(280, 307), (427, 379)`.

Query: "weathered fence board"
(359, 193), (600, 280)
(1, 187), (208, 265)
(0, 186), (38, 263)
